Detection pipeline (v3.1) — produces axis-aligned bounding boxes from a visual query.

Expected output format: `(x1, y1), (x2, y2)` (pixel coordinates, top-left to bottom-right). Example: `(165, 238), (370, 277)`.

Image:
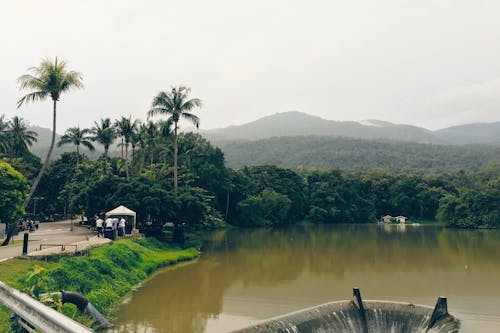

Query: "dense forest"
(2, 111), (499, 239)
(218, 136), (500, 171)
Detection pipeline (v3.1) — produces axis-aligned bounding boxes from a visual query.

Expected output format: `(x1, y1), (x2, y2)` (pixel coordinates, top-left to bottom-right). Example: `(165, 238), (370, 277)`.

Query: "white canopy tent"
(105, 205), (137, 233)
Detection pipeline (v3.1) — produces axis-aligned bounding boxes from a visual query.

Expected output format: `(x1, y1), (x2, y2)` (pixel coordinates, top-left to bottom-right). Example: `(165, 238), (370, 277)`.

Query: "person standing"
(104, 216), (114, 239)
(118, 217), (126, 237)
(96, 216), (104, 237)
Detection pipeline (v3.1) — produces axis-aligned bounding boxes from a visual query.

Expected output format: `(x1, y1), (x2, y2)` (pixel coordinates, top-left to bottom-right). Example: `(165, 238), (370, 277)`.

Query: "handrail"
(0, 281), (94, 333)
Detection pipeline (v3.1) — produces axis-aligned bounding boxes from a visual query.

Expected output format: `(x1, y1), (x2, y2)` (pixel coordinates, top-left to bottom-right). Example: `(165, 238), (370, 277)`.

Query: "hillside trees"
(0, 161), (28, 246)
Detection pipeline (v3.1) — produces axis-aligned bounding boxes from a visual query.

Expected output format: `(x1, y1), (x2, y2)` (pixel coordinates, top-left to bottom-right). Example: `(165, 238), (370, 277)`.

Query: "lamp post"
(32, 196), (44, 220)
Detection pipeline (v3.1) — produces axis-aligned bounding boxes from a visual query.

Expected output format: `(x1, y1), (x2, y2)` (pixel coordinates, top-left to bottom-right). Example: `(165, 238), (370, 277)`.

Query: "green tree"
(91, 118), (115, 158)
(236, 189), (291, 227)
(57, 126), (95, 165)
(6, 116), (38, 157)
(17, 57), (83, 208)
(148, 86), (202, 192)
(0, 161), (28, 246)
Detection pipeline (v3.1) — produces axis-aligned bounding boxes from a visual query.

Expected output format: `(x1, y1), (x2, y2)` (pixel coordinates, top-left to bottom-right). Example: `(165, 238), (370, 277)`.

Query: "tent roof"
(105, 205), (136, 217)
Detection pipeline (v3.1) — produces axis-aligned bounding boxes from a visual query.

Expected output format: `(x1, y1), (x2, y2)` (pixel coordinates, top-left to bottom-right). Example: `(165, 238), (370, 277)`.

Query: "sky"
(1, 0), (500, 132)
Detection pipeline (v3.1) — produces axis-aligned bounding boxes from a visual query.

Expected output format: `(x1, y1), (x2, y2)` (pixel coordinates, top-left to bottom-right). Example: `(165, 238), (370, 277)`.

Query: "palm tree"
(17, 57), (83, 208)
(0, 115), (10, 153)
(114, 116), (138, 180)
(91, 118), (115, 158)
(57, 126), (95, 165)
(7, 116), (38, 156)
(148, 86), (202, 192)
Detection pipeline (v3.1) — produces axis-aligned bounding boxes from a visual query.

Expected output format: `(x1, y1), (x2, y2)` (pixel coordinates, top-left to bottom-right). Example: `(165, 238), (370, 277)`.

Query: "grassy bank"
(0, 238), (199, 332)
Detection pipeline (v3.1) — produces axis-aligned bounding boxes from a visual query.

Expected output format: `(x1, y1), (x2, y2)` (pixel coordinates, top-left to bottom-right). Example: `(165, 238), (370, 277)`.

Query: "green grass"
(0, 238), (199, 332)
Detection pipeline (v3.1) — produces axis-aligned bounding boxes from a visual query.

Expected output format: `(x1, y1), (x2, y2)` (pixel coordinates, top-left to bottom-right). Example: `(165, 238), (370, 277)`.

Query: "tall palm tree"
(148, 86), (202, 192)
(17, 57), (83, 208)
(7, 116), (38, 156)
(57, 126), (95, 165)
(91, 118), (115, 158)
(0, 115), (10, 153)
(114, 116), (138, 180)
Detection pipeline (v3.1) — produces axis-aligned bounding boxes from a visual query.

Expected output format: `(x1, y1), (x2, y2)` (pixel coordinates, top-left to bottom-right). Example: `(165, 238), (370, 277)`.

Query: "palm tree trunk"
(4, 100), (56, 246)
(23, 99), (57, 209)
(121, 138), (124, 158)
(104, 145), (109, 159)
(173, 122), (178, 192)
(125, 143), (129, 180)
(76, 144), (80, 166)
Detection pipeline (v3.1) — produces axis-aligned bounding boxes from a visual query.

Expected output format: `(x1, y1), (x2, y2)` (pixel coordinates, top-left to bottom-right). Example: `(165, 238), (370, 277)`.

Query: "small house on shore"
(382, 215), (393, 223)
(395, 216), (408, 223)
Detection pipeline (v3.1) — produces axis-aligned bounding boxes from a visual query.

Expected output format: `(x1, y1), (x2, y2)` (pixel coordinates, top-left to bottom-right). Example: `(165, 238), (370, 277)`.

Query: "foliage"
(437, 167), (500, 228)
(236, 189), (291, 226)
(0, 161), (28, 244)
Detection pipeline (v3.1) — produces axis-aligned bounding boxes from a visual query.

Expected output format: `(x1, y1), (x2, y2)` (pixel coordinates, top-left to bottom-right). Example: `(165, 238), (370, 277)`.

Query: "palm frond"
(17, 91), (49, 108)
(181, 113), (200, 128)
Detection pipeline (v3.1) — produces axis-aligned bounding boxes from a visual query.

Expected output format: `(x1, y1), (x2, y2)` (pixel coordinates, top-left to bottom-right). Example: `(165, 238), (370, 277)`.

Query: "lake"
(112, 224), (500, 332)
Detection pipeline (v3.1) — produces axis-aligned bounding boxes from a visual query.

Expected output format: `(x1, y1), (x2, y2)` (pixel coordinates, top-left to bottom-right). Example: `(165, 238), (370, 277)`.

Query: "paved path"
(0, 220), (95, 261)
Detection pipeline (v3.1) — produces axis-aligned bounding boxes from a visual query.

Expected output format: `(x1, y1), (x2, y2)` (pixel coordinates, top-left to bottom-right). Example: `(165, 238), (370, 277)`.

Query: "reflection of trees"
(114, 225), (500, 332)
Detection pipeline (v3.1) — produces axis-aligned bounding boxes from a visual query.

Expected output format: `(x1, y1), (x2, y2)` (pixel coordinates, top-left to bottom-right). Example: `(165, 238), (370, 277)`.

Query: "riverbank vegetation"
(0, 238), (199, 331)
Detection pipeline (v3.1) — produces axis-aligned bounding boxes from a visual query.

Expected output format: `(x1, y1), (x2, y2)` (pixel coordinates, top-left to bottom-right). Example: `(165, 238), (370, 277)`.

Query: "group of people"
(95, 215), (127, 239)
(18, 219), (39, 232)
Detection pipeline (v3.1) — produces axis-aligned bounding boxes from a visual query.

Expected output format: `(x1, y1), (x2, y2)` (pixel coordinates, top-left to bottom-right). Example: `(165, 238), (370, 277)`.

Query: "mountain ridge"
(201, 111), (500, 144)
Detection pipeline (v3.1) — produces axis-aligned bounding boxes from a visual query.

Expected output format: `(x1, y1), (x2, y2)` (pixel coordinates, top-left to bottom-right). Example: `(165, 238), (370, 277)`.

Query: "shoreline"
(0, 238), (200, 332)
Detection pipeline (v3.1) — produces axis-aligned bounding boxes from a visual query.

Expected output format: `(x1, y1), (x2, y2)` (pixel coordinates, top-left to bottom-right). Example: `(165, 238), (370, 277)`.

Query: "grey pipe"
(40, 291), (113, 329)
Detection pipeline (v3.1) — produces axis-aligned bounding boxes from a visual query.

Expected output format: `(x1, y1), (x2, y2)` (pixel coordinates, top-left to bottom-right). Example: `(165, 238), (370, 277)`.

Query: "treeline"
(2, 117), (500, 231)
(217, 136), (500, 172)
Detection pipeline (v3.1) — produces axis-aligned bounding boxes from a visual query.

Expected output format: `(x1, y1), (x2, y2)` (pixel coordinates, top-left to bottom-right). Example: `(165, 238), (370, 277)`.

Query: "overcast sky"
(1, 0), (500, 132)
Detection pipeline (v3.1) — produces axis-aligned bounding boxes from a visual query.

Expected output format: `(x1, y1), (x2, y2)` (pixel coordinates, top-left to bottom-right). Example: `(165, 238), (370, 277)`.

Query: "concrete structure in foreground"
(0, 281), (93, 333)
(233, 288), (460, 333)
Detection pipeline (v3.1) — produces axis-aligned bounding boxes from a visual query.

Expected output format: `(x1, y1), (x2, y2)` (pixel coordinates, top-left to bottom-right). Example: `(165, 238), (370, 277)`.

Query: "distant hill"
(435, 122), (500, 144)
(203, 111), (500, 145)
(202, 111), (444, 144)
(218, 136), (500, 172)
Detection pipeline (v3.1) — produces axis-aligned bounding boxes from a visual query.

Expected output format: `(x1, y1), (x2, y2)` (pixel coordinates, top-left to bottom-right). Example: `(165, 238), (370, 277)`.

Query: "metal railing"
(0, 281), (93, 333)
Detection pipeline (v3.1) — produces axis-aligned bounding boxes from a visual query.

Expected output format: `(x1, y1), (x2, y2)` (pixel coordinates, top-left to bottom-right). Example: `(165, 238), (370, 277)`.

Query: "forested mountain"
(218, 136), (500, 172)
(203, 111), (500, 145)
(435, 122), (500, 144)
(202, 111), (443, 143)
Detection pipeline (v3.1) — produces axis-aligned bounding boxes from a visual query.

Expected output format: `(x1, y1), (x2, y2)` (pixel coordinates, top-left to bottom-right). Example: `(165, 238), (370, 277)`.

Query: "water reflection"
(113, 224), (500, 333)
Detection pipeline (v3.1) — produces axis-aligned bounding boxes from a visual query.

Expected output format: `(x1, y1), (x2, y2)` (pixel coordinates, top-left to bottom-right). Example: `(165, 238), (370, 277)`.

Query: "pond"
(112, 224), (500, 332)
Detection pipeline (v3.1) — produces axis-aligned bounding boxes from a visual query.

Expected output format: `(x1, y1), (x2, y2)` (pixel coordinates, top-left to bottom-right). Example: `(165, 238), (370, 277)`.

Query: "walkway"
(0, 220), (95, 261)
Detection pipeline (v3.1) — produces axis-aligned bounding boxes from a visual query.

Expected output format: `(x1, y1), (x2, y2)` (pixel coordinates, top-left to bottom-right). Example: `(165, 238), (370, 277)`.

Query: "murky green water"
(112, 224), (500, 332)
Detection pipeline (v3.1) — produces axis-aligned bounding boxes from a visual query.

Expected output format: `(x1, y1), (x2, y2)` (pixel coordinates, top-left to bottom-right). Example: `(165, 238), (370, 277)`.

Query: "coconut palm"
(147, 86), (202, 192)
(91, 118), (115, 158)
(7, 116), (38, 156)
(57, 126), (95, 165)
(114, 116), (138, 180)
(0, 115), (10, 153)
(17, 57), (83, 208)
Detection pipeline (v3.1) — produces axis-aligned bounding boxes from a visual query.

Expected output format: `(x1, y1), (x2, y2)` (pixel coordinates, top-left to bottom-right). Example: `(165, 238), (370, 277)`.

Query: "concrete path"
(0, 220), (96, 261)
